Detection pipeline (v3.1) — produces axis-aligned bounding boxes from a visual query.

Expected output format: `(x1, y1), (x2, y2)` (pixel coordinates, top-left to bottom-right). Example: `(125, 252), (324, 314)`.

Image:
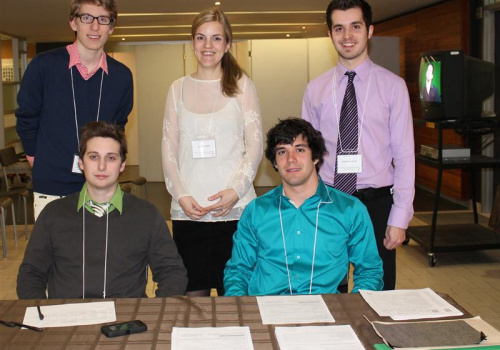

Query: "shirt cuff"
(387, 204), (413, 230)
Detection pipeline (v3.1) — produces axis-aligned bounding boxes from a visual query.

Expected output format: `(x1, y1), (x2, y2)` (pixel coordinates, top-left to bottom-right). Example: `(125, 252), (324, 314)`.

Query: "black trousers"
(336, 192), (395, 292)
(361, 195), (395, 290)
(172, 220), (237, 296)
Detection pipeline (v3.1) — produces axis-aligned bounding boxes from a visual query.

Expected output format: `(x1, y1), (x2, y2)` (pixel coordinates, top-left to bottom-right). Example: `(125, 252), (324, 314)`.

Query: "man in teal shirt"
(224, 118), (383, 295)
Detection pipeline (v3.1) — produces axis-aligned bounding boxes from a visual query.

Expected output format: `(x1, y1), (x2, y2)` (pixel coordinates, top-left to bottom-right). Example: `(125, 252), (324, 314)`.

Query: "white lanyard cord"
(71, 67), (104, 148)
(332, 63), (372, 153)
(103, 205), (109, 299)
(309, 202), (320, 293)
(82, 191), (110, 299)
(82, 192), (86, 299)
(279, 196), (322, 295)
(279, 196), (293, 295)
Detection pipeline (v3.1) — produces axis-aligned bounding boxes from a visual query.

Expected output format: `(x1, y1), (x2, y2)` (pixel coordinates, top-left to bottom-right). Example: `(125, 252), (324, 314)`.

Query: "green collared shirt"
(77, 183), (124, 216)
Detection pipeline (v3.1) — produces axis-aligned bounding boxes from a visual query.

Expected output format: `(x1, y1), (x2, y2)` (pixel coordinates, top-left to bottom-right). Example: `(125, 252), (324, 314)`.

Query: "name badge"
(192, 139), (216, 159)
(337, 154), (362, 173)
(72, 154), (82, 174)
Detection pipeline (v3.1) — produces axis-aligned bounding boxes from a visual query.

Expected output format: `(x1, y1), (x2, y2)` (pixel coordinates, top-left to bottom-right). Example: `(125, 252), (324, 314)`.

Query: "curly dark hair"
(265, 118), (327, 173)
(326, 0), (372, 32)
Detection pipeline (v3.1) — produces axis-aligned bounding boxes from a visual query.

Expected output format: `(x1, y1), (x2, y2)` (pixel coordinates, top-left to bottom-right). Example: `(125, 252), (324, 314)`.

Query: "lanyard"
(82, 191), (109, 299)
(331, 63), (372, 153)
(71, 67), (104, 148)
(278, 185), (333, 295)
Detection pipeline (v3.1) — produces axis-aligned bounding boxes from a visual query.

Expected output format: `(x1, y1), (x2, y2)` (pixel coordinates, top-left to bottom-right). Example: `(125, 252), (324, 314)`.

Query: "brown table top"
(0, 294), (471, 349)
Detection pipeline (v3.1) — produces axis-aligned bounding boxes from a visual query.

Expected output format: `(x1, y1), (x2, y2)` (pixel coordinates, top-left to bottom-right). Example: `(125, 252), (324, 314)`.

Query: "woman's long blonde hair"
(192, 8), (244, 97)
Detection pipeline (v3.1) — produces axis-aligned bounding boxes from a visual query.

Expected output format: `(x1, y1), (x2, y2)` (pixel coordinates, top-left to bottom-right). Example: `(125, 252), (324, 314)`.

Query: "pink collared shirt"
(66, 41), (108, 80)
(302, 57), (415, 230)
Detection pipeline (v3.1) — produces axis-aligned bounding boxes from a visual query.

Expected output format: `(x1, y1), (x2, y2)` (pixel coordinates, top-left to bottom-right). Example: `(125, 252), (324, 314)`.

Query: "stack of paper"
(275, 325), (365, 350)
(360, 288), (463, 320)
(171, 327), (254, 350)
(23, 301), (116, 328)
(256, 295), (335, 325)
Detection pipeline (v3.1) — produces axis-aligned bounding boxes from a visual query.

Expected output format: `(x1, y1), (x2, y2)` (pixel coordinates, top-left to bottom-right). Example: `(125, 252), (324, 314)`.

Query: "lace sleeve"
(161, 78), (189, 202)
(227, 75), (263, 198)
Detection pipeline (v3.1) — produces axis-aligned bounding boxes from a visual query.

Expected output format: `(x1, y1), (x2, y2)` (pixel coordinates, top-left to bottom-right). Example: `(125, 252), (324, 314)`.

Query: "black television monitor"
(418, 50), (495, 120)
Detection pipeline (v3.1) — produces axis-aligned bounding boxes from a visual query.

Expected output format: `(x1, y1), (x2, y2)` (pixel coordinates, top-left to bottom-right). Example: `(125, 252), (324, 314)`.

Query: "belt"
(352, 186), (393, 201)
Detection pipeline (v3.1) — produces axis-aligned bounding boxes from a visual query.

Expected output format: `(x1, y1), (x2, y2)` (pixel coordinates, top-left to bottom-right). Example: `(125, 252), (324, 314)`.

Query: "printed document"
(172, 326), (254, 350)
(257, 295), (335, 325)
(360, 288), (463, 320)
(23, 301), (116, 328)
(275, 325), (365, 350)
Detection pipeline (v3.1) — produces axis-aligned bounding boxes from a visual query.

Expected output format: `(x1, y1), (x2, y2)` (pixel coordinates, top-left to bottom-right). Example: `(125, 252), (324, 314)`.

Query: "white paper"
(192, 139), (216, 158)
(275, 325), (365, 350)
(22, 301), (116, 328)
(360, 288), (463, 320)
(171, 326), (254, 350)
(257, 295), (335, 325)
(337, 154), (362, 173)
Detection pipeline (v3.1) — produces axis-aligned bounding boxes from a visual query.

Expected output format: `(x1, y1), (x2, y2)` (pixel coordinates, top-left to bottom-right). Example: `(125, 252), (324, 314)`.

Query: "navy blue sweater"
(16, 47), (133, 195)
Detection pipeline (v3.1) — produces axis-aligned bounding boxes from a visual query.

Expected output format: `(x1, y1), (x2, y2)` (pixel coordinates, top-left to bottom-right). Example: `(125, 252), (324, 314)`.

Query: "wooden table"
(0, 294), (471, 349)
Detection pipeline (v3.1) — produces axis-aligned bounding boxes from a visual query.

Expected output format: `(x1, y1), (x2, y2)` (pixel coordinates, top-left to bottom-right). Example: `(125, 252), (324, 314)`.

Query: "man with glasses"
(16, 0), (133, 220)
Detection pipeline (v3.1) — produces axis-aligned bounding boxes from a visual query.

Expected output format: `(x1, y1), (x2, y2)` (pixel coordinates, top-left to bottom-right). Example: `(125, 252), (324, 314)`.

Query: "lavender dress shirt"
(302, 58), (415, 229)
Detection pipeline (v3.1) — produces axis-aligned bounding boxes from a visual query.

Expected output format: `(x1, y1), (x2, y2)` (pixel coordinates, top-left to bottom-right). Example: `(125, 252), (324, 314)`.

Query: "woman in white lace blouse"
(162, 8), (263, 297)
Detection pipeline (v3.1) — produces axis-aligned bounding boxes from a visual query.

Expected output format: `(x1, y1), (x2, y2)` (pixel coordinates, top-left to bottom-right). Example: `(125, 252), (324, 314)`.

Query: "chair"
(0, 147), (30, 192)
(0, 147), (32, 228)
(0, 197), (17, 259)
(120, 183), (132, 194)
(20, 189), (30, 239)
(119, 176), (148, 199)
(489, 185), (500, 234)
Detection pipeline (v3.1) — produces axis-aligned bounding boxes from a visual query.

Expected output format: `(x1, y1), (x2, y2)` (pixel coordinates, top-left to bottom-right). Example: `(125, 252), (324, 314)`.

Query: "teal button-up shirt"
(224, 177), (383, 296)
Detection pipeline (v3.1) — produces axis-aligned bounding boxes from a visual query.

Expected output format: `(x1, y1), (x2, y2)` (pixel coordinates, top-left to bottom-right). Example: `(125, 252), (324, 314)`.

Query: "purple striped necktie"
(334, 71), (358, 195)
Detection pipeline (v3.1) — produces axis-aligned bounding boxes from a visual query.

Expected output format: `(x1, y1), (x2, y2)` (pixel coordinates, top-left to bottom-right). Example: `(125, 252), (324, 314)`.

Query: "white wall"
(307, 37), (338, 81)
(108, 51), (139, 166)
(235, 40), (252, 74)
(183, 43), (197, 76)
(251, 39), (310, 186)
(135, 44), (185, 181)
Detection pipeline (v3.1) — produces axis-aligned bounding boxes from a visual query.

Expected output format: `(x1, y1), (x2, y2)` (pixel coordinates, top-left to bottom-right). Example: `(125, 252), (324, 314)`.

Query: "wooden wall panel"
(375, 0), (470, 200)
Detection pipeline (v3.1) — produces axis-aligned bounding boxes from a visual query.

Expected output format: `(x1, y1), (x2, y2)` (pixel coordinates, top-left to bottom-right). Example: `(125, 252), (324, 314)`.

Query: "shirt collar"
(335, 56), (372, 84)
(275, 176), (332, 204)
(67, 41), (109, 77)
(77, 183), (124, 215)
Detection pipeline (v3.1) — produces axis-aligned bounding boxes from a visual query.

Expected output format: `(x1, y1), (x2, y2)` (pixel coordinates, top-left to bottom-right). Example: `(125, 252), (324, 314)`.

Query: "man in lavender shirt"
(302, 0), (414, 290)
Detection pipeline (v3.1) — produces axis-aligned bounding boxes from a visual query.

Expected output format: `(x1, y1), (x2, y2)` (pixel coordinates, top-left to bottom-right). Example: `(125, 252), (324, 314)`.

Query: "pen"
(0, 320), (43, 332)
(37, 305), (44, 320)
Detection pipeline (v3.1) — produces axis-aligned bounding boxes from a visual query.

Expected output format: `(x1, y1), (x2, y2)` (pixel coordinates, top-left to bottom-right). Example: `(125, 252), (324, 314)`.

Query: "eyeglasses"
(76, 14), (115, 25)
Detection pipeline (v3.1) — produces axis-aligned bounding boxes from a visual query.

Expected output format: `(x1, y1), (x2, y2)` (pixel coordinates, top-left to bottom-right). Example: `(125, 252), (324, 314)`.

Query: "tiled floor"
(1, 180), (499, 332)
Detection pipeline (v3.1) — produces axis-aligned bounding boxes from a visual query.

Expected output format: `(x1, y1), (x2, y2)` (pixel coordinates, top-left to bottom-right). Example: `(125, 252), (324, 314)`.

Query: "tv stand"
(408, 117), (500, 267)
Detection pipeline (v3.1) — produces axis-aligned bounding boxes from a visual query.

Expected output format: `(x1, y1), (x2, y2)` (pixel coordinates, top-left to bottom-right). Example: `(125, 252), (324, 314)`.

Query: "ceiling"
(0, 0), (445, 43)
